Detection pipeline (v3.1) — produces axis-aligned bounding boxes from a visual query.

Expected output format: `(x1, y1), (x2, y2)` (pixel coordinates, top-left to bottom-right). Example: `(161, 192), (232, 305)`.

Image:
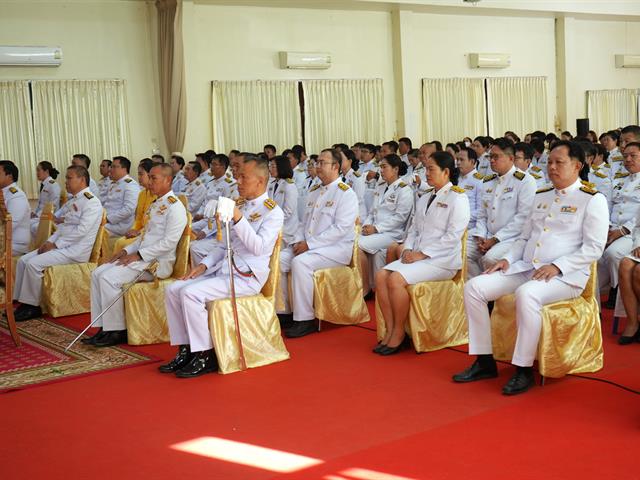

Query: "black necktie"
(40, 182), (44, 193)
(342, 176), (346, 182)
(426, 193), (436, 213)
(273, 181), (279, 195)
(384, 185), (389, 195)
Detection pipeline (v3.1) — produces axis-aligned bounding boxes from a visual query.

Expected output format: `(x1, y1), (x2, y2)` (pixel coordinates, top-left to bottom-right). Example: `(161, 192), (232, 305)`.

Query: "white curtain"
(212, 80), (302, 153)
(302, 79), (384, 154)
(486, 76), (548, 138)
(0, 81), (38, 197)
(31, 79), (131, 184)
(587, 89), (639, 134)
(422, 78), (486, 144)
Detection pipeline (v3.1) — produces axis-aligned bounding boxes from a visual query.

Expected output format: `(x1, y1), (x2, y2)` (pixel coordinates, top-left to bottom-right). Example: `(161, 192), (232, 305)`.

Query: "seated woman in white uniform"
(339, 148), (366, 221)
(374, 151), (470, 355)
(30, 161), (61, 236)
(359, 153), (414, 297)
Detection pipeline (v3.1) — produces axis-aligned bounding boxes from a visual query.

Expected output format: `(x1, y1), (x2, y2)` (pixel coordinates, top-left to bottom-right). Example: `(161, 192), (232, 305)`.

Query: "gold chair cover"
(313, 225), (371, 325)
(112, 236), (137, 255)
(490, 263), (603, 378)
(375, 232), (468, 351)
(41, 210), (107, 317)
(30, 203), (54, 250)
(124, 216), (192, 345)
(208, 233), (290, 374)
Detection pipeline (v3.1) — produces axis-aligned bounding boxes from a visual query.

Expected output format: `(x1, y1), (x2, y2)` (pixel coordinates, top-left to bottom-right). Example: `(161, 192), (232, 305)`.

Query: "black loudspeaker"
(576, 118), (590, 138)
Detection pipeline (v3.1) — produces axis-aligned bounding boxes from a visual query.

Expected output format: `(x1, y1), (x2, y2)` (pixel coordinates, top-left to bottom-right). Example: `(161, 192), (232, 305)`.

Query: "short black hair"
(151, 154), (165, 163)
(67, 165), (89, 187)
(461, 146), (478, 164)
(139, 158), (157, 173)
(382, 153), (408, 177)
(112, 156), (131, 173)
(621, 125), (640, 141)
(492, 137), (516, 157)
(398, 137), (412, 149)
(383, 141), (399, 153)
(171, 155), (185, 168)
(551, 140), (586, 164)
(212, 153), (230, 170)
(428, 140), (443, 151)
(530, 139), (545, 155)
(0, 160), (19, 182)
(342, 148), (359, 171)
(272, 155), (293, 179)
(514, 142), (535, 160)
(291, 145), (306, 157)
(188, 161), (202, 176)
(73, 153), (91, 168)
(263, 144), (277, 154)
(473, 136), (490, 149)
(429, 151), (459, 185)
(101, 159), (112, 167)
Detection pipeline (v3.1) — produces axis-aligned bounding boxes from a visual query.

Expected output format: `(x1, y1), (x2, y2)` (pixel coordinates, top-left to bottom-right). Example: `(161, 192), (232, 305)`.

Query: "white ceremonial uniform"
(465, 180), (608, 366)
(598, 171), (640, 290)
(165, 193), (283, 352)
(30, 176), (61, 236)
(199, 170), (213, 185)
(103, 175), (140, 236)
(360, 160), (379, 213)
(183, 178), (206, 216)
(530, 152), (549, 182)
(608, 148), (625, 179)
(467, 166), (537, 278)
(385, 183), (470, 284)
(457, 169), (484, 230)
(476, 153), (491, 177)
(98, 176), (110, 202)
(526, 169), (548, 190)
(172, 170), (188, 195)
(268, 177), (277, 198)
(343, 169), (367, 221)
(297, 175), (321, 221)
(15, 188), (102, 306)
(293, 164), (307, 192)
(271, 178), (299, 247)
(360, 179), (414, 286)
(89, 177), (99, 197)
(588, 167), (613, 206)
(196, 175), (234, 216)
(280, 178), (358, 320)
(3, 183), (30, 254)
(91, 191), (187, 331)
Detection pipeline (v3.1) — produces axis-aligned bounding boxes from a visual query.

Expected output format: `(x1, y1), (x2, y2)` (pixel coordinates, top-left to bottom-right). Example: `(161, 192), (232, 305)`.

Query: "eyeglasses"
(316, 161), (337, 167)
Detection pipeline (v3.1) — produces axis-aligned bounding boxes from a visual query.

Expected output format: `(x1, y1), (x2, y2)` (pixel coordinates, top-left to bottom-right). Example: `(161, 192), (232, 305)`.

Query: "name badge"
(465, 185), (474, 190)
(437, 202), (448, 208)
(560, 206), (577, 214)
(503, 187), (513, 194)
(325, 201), (334, 207)
(249, 213), (262, 222)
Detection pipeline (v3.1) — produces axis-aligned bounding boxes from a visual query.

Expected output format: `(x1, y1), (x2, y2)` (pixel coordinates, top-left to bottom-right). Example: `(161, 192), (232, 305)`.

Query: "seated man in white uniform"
(103, 156), (140, 238)
(466, 138), (537, 278)
(170, 154), (188, 195)
(453, 141), (608, 395)
(97, 159), (112, 202)
(182, 161), (207, 216)
(514, 142), (547, 189)
(30, 161), (61, 236)
(13, 166), (102, 321)
(160, 154), (283, 378)
(71, 154), (99, 196)
(281, 148), (359, 338)
(85, 164), (187, 347)
(0, 161), (31, 255)
(456, 147), (483, 232)
(471, 136), (491, 177)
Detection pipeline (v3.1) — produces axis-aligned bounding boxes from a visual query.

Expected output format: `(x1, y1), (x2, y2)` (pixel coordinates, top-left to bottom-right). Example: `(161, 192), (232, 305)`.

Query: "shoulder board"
(124, 178), (133, 183)
(473, 172), (484, 180)
(338, 182), (350, 191)
(513, 171), (525, 180)
(195, 180), (201, 186)
(594, 171), (608, 179)
(615, 172), (629, 179)
(580, 186), (597, 196)
(398, 182), (407, 188)
(581, 180), (596, 188)
(353, 171), (361, 177)
(483, 174), (497, 183)
(612, 156), (624, 162)
(84, 191), (94, 199)
(530, 172), (541, 179)
(224, 177), (233, 183)
(377, 181), (386, 187)
(451, 185), (465, 194)
(603, 163), (611, 169)
(49, 179), (56, 184)
(9, 187), (17, 194)
(264, 198), (276, 210)
(536, 186), (554, 194)
(309, 184), (321, 192)
(285, 178), (294, 184)
(168, 196), (177, 204)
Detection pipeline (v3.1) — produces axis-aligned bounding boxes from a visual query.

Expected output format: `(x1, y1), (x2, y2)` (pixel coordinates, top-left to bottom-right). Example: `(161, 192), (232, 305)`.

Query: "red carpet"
(0, 326), (67, 373)
(0, 302), (638, 480)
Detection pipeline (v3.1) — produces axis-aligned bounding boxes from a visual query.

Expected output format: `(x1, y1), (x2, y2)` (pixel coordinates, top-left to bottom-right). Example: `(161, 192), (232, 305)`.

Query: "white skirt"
(384, 258), (456, 285)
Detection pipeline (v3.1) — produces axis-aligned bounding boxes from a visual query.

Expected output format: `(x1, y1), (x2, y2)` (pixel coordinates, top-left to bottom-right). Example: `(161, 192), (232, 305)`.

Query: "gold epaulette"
(353, 171), (361, 177)
(286, 178), (294, 184)
(536, 186), (554, 194)
(195, 180), (201, 186)
(9, 187), (17, 194)
(49, 179), (56, 184)
(124, 178), (133, 183)
(473, 172), (484, 180)
(309, 184), (321, 193)
(514, 171), (525, 180)
(603, 163), (611, 169)
(264, 198), (276, 210)
(581, 180), (596, 189)
(398, 182), (407, 188)
(225, 177), (233, 183)
(483, 174), (497, 183)
(580, 186), (597, 196)
(530, 172), (541, 179)
(84, 191), (94, 199)
(168, 196), (177, 204)
(615, 172), (629, 179)
(451, 185), (465, 194)
(594, 171), (608, 179)
(338, 182), (350, 191)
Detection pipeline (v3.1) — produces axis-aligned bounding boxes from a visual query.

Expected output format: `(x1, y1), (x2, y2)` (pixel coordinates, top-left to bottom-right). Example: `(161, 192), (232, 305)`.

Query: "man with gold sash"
(85, 164), (187, 347)
(453, 141), (608, 395)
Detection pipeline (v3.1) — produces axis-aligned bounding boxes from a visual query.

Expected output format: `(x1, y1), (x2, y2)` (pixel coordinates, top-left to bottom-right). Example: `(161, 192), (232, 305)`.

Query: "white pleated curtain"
(422, 78), (486, 144)
(0, 81), (38, 197)
(31, 79), (131, 185)
(587, 89), (639, 134)
(212, 80), (302, 153)
(486, 76), (548, 138)
(303, 79), (384, 154)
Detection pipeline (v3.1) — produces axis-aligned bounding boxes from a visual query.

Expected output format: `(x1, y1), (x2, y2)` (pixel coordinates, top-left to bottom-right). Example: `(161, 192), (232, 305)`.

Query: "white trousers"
(14, 249), (73, 305)
(91, 263), (152, 331)
(190, 238), (221, 268)
(30, 217), (39, 237)
(598, 235), (632, 290)
(279, 248), (343, 321)
(165, 273), (262, 352)
(466, 238), (515, 279)
(464, 270), (582, 367)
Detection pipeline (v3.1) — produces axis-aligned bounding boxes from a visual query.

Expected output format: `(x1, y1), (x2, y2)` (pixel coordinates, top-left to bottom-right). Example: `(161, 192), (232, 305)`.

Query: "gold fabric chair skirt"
(490, 263), (603, 378)
(124, 279), (172, 345)
(42, 263), (96, 317)
(112, 236), (138, 256)
(208, 295), (290, 374)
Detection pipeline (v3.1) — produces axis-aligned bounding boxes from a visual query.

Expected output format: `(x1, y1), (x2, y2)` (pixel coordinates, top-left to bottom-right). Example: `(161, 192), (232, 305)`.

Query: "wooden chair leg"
(317, 319), (322, 332)
(612, 316), (619, 335)
(5, 305), (20, 347)
(539, 375), (545, 387)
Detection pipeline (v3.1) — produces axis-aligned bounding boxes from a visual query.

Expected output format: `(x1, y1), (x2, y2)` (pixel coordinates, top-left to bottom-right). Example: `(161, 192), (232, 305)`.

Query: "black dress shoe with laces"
(502, 366), (535, 396)
(14, 304), (42, 322)
(81, 328), (105, 345)
(284, 320), (317, 338)
(175, 350), (218, 378)
(159, 345), (193, 373)
(93, 330), (127, 348)
(452, 355), (498, 383)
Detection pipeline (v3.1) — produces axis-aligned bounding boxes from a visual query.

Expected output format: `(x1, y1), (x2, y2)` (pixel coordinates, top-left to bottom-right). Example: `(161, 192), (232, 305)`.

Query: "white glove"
(203, 199), (218, 219)
(217, 197), (236, 223)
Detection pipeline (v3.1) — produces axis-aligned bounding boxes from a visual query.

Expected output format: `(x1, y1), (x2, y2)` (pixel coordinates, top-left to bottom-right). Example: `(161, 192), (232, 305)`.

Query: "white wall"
(182, 2), (396, 158)
(0, 0), (165, 168)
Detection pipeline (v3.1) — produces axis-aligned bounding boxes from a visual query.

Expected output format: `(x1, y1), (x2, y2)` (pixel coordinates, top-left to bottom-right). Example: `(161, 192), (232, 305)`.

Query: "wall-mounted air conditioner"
(615, 54), (640, 68)
(469, 53), (510, 69)
(279, 51), (331, 70)
(0, 46), (63, 66)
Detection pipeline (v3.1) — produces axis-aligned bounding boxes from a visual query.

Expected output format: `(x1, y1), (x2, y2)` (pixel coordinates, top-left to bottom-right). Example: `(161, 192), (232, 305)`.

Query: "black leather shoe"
(502, 367), (535, 395)
(618, 327), (640, 345)
(372, 342), (386, 353)
(159, 345), (193, 373)
(284, 320), (316, 338)
(377, 335), (409, 356)
(364, 290), (375, 301)
(452, 355), (498, 383)
(93, 330), (127, 347)
(604, 287), (618, 309)
(14, 304), (42, 322)
(175, 350), (218, 378)
(277, 313), (294, 330)
(81, 328), (105, 345)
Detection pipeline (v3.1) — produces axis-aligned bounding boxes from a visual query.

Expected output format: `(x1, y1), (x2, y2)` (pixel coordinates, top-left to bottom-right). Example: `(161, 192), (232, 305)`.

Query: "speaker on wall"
(576, 118), (590, 138)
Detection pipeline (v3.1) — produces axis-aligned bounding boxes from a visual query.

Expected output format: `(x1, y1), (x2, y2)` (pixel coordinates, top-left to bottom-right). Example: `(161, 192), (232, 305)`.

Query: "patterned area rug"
(0, 318), (158, 392)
